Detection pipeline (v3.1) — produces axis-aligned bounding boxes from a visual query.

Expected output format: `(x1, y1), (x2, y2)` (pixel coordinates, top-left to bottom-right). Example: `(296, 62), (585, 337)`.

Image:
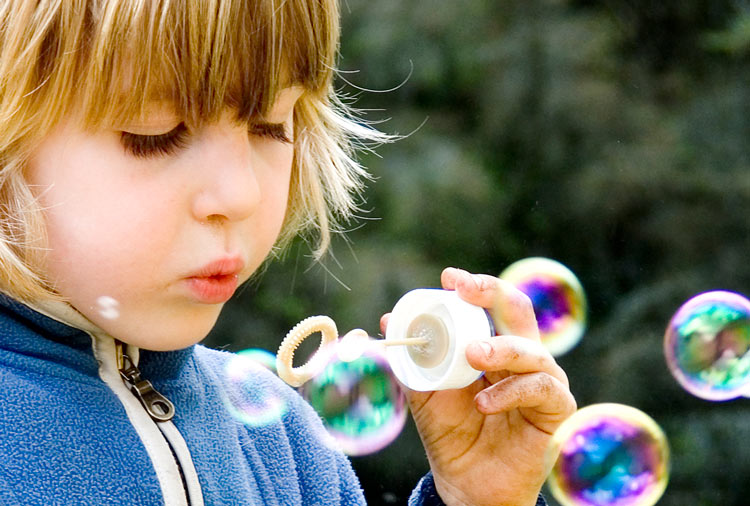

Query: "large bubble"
(499, 257), (587, 356)
(547, 403), (669, 506)
(222, 349), (288, 427)
(300, 341), (407, 456)
(663, 290), (750, 401)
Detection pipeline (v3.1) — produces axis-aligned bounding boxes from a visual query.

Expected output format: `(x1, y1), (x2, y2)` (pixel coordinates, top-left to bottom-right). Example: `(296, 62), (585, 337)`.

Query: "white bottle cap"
(385, 289), (494, 391)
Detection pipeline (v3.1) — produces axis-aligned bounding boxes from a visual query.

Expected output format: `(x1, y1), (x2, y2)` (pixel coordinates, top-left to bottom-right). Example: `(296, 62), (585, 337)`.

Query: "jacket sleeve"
(408, 472), (548, 506)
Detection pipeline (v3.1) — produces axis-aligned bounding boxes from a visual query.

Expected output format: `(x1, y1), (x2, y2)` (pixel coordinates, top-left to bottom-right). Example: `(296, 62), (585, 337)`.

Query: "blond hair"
(0, 0), (383, 303)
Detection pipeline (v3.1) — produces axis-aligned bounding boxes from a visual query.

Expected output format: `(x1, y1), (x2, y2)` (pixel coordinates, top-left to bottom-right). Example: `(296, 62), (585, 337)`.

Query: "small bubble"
(382, 492), (398, 504)
(222, 351), (287, 427)
(96, 296), (120, 320)
(664, 290), (750, 401)
(547, 403), (669, 506)
(500, 257), (587, 356)
(336, 329), (370, 363)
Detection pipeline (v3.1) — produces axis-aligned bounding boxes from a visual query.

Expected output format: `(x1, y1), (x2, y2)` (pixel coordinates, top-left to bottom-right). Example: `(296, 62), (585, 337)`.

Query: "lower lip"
(186, 275), (239, 304)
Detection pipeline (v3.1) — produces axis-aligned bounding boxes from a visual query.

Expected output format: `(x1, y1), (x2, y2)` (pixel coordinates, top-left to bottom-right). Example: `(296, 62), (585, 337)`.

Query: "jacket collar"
(0, 293), (143, 370)
(0, 293), (195, 384)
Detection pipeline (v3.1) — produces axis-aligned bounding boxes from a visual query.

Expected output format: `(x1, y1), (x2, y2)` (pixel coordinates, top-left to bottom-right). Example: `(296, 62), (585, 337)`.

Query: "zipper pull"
(116, 341), (175, 422)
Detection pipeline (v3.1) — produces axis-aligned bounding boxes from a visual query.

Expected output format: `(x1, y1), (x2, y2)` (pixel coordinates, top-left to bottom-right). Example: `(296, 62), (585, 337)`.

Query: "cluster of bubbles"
(663, 290), (750, 401)
(498, 258), (674, 505)
(221, 258), (750, 504)
(547, 403), (670, 506)
(225, 335), (407, 457)
(500, 257), (587, 356)
(547, 288), (750, 504)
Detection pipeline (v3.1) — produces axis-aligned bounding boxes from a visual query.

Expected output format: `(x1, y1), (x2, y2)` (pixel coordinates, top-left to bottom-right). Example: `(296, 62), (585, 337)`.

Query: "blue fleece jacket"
(0, 295), (546, 505)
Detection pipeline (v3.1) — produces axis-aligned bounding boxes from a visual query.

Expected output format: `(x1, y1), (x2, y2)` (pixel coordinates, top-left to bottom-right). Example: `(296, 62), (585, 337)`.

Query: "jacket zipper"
(115, 340), (199, 506)
(116, 340), (175, 422)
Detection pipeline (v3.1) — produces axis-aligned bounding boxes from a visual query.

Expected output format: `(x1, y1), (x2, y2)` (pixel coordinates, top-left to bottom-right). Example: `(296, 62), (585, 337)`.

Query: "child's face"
(26, 87), (304, 350)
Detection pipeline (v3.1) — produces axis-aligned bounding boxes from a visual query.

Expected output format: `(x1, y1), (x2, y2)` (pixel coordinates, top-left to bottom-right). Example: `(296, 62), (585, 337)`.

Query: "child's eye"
(248, 122), (292, 144)
(120, 123), (189, 158)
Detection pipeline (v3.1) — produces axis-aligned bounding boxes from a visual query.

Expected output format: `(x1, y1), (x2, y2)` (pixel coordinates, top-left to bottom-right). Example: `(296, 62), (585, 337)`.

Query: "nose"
(190, 121), (260, 223)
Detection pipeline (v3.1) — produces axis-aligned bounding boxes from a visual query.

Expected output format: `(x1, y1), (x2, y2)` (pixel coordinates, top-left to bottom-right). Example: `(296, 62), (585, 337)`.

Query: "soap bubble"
(236, 348), (277, 372)
(300, 341), (407, 456)
(500, 257), (587, 356)
(96, 295), (120, 320)
(222, 350), (287, 427)
(664, 290), (750, 401)
(547, 403), (669, 506)
(336, 329), (371, 363)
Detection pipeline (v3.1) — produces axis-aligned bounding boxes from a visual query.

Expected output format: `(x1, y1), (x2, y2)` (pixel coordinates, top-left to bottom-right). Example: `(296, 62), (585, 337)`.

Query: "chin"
(148, 321), (217, 351)
(129, 330), (210, 351)
(106, 313), (219, 352)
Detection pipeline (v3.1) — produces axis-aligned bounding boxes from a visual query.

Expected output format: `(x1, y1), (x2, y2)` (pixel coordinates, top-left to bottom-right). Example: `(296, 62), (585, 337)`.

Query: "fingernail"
(477, 340), (493, 357)
(471, 274), (482, 289)
(456, 270), (477, 289)
(475, 392), (490, 410)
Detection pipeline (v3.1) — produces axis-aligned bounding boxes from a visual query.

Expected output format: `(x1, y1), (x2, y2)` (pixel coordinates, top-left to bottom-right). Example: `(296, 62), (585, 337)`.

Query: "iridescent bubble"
(663, 290), (750, 401)
(222, 350), (287, 427)
(300, 341), (407, 456)
(236, 348), (277, 373)
(500, 257), (587, 356)
(547, 403), (669, 506)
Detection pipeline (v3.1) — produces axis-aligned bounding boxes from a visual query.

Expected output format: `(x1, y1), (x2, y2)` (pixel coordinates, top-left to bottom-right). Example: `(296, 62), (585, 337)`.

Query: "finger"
(491, 280), (539, 341)
(475, 373), (577, 430)
(379, 313), (390, 336)
(440, 267), (461, 290)
(440, 267), (502, 308)
(466, 335), (569, 387)
(442, 267), (540, 341)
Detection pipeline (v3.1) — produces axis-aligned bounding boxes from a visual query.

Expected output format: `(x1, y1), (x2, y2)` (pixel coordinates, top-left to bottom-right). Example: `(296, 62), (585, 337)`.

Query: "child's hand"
(381, 267), (576, 506)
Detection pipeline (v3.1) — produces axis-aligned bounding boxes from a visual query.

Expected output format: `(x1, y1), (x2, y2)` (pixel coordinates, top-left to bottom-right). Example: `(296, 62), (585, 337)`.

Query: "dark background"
(206, 1), (750, 504)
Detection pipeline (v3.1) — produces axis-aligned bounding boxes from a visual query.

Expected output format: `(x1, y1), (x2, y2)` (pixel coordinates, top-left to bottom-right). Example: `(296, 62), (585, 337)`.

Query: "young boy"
(0, 1), (575, 504)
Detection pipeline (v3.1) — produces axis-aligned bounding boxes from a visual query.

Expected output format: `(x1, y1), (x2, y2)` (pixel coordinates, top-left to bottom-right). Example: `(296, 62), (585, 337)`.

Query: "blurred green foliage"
(206, 0), (750, 503)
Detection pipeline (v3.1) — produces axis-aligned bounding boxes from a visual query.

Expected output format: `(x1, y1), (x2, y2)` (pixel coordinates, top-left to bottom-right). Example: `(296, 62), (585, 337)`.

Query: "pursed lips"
(185, 257), (245, 304)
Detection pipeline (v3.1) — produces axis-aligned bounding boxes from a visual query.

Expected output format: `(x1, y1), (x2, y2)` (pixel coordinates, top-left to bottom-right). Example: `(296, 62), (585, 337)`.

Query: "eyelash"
(120, 123), (189, 158)
(248, 122), (292, 144)
(120, 121), (291, 158)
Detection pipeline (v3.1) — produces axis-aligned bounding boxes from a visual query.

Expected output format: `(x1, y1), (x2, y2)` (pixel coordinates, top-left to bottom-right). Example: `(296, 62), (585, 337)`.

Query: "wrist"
(432, 471), (543, 506)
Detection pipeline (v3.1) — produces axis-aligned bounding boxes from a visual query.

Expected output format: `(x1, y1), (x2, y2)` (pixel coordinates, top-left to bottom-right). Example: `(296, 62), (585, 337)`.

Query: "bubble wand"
(276, 289), (495, 391)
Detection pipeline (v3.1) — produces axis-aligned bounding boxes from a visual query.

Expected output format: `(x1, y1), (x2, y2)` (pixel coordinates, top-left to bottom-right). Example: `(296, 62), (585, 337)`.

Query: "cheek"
(45, 184), (164, 248)
(31, 148), (146, 250)
(39, 176), (177, 295)
(258, 145), (294, 223)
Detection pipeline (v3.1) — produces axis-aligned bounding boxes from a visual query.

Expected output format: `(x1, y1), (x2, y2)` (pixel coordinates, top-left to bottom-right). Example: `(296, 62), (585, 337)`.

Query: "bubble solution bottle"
(385, 289), (495, 391)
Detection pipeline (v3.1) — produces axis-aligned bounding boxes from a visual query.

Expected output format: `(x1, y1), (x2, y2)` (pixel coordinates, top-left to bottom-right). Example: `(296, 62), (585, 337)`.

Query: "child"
(0, 1), (576, 505)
